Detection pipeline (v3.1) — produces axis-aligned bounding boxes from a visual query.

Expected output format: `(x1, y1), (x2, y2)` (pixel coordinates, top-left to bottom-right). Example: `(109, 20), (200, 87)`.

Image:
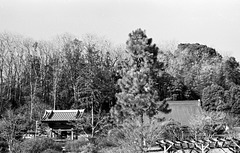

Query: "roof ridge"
(45, 109), (84, 112)
(41, 109), (85, 122)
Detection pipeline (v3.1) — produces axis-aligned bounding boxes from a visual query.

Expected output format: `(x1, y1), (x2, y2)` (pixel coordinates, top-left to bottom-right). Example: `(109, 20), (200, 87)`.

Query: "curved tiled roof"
(41, 109), (84, 122)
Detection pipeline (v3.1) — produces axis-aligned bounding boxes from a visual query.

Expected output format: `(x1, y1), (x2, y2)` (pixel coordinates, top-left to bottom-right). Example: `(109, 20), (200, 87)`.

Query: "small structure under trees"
(41, 109), (84, 141)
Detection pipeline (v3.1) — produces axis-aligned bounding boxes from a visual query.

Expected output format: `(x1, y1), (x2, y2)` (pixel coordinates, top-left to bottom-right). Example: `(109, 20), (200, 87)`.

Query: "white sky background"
(0, 0), (240, 61)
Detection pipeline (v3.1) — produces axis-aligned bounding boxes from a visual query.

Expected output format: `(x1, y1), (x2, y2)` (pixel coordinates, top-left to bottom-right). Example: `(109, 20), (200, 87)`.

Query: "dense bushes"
(65, 137), (101, 153)
(65, 139), (89, 152)
(95, 137), (117, 149)
(64, 136), (117, 153)
(20, 138), (62, 153)
(41, 149), (61, 153)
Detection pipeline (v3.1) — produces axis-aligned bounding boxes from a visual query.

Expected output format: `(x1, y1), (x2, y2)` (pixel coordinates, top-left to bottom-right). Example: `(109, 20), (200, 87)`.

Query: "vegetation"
(0, 29), (240, 152)
(20, 138), (62, 153)
(0, 110), (27, 153)
(110, 29), (171, 151)
(190, 111), (228, 138)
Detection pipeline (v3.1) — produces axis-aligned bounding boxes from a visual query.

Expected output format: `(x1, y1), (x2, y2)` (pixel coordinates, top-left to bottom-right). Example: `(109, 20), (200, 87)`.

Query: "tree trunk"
(0, 68), (2, 112)
(30, 75), (37, 121)
(53, 76), (57, 110)
(73, 85), (77, 103)
(30, 80), (33, 121)
(8, 144), (12, 153)
(8, 134), (13, 153)
(140, 113), (144, 150)
(91, 99), (94, 138)
(0, 41), (3, 113)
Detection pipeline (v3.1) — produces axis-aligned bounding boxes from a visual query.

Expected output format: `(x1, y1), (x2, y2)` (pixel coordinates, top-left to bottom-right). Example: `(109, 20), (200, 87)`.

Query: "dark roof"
(159, 100), (202, 126)
(41, 110), (84, 122)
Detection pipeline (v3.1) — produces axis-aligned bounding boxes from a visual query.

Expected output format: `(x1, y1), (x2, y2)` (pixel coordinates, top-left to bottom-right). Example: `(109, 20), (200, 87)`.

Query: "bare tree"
(0, 110), (26, 153)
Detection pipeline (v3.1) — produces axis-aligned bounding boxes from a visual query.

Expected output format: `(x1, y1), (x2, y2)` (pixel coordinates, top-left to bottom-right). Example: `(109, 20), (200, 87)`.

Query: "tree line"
(1, 29), (240, 152)
(0, 30), (240, 124)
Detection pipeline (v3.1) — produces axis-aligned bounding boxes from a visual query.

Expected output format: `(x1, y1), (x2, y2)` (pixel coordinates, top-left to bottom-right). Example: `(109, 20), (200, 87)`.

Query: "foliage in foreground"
(20, 138), (62, 153)
(0, 110), (27, 153)
(106, 117), (175, 153)
(41, 149), (61, 153)
(190, 111), (227, 139)
(64, 136), (115, 153)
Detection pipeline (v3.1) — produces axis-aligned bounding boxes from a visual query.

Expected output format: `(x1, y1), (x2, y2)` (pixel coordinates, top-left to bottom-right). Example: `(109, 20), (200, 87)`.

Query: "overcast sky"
(0, 0), (240, 61)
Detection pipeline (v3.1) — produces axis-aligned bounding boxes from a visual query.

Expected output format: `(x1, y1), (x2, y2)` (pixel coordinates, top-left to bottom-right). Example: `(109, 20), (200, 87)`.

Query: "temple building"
(41, 109), (84, 141)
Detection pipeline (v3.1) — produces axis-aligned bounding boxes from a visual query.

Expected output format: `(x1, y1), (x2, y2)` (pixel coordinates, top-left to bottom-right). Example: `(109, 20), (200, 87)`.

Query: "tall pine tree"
(111, 29), (170, 125)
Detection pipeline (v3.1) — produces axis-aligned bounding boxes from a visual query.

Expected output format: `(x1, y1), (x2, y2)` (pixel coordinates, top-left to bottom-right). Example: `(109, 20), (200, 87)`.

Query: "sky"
(0, 0), (240, 61)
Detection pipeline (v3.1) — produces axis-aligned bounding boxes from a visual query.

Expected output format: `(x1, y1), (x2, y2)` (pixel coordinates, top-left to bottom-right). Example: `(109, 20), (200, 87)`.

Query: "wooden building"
(159, 100), (202, 127)
(41, 109), (84, 141)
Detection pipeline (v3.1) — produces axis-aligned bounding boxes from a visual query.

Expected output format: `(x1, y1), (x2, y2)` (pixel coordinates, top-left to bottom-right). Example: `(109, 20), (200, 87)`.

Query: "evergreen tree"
(202, 84), (225, 111)
(224, 85), (240, 115)
(111, 29), (171, 150)
(111, 29), (171, 127)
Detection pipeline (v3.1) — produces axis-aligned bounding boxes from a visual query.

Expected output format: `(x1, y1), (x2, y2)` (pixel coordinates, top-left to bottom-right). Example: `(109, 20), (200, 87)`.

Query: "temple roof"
(41, 109), (84, 122)
(159, 100), (202, 126)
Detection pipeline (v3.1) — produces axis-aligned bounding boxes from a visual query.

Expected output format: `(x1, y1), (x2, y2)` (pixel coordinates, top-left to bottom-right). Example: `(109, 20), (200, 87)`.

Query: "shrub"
(95, 137), (117, 149)
(81, 143), (99, 153)
(20, 137), (62, 153)
(65, 138), (100, 153)
(105, 118), (178, 153)
(190, 111), (227, 138)
(65, 138), (89, 152)
(100, 146), (136, 153)
(41, 149), (62, 153)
